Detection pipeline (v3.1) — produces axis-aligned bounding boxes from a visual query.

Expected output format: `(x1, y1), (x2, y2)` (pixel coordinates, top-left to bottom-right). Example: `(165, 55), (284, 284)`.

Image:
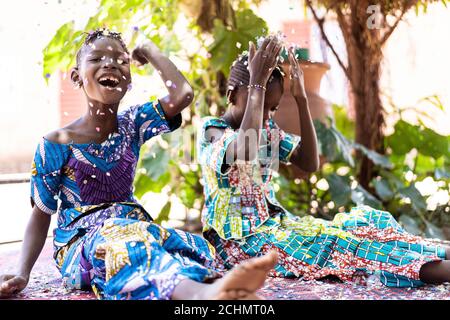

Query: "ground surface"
(1, 238), (449, 300)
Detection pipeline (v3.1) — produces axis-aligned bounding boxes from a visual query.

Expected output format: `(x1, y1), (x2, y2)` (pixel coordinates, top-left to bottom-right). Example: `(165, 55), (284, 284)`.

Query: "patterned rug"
(1, 238), (449, 300)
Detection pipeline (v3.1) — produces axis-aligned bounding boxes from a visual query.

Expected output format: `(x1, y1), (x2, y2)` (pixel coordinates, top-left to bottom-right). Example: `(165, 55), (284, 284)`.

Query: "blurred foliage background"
(43, 0), (450, 239)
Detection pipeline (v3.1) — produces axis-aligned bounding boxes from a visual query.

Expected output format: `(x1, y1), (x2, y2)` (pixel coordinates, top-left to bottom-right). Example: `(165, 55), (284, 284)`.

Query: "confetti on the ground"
(1, 238), (449, 300)
(236, 42), (242, 48)
(95, 127), (100, 132)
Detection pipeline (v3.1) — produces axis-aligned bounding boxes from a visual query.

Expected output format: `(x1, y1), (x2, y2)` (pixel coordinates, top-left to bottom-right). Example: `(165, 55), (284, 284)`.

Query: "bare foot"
(199, 250), (278, 300)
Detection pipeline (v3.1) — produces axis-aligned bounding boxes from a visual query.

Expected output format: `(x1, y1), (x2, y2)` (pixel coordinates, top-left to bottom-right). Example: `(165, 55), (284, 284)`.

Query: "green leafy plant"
(274, 103), (450, 239)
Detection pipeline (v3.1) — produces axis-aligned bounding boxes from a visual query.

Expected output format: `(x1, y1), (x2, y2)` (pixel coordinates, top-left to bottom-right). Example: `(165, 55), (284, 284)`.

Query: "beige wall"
(0, 0), (96, 173)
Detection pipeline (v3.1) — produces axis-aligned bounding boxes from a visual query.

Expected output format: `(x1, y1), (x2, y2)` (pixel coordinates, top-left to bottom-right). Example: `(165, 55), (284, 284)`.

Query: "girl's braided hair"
(226, 53), (285, 104)
(76, 28), (129, 67)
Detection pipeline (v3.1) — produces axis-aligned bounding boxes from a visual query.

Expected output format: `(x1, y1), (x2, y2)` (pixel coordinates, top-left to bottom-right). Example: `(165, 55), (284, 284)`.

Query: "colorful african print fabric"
(198, 116), (446, 288)
(30, 101), (218, 300)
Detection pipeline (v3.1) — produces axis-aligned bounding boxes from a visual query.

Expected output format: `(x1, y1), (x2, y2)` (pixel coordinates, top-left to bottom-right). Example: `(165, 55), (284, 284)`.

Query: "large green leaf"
(154, 200), (172, 224)
(209, 9), (267, 76)
(417, 127), (448, 159)
(332, 104), (355, 140)
(398, 214), (422, 236)
(314, 120), (355, 167)
(351, 185), (382, 209)
(386, 120), (420, 155)
(414, 154), (441, 175)
(140, 143), (170, 180)
(372, 177), (394, 201)
(354, 143), (393, 169)
(386, 120), (449, 159)
(133, 171), (171, 199)
(424, 221), (446, 240)
(398, 184), (427, 214)
(43, 22), (80, 79)
(325, 173), (352, 207)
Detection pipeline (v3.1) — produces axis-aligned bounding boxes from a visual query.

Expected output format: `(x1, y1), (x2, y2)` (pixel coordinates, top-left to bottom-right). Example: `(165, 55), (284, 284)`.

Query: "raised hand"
(248, 36), (283, 87)
(287, 47), (307, 99)
(0, 274), (28, 298)
(131, 40), (160, 66)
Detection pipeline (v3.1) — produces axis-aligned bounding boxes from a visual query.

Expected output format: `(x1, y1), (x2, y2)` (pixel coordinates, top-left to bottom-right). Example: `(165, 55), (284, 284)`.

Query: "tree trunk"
(341, 12), (384, 190)
(353, 52), (384, 189)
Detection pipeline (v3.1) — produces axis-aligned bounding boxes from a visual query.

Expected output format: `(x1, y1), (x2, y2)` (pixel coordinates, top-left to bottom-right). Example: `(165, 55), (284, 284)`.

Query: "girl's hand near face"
(248, 36), (283, 87)
(288, 48), (307, 99)
(131, 40), (160, 66)
(130, 38), (194, 119)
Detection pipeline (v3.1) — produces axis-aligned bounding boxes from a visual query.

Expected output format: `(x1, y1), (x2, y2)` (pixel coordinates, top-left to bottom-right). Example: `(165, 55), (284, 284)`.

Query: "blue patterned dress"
(198, 116), (446, 288)
(30, 101), (219, 300)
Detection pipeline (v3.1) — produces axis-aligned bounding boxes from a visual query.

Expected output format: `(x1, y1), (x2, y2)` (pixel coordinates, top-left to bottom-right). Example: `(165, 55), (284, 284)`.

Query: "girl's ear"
(70, 67), (82, 88)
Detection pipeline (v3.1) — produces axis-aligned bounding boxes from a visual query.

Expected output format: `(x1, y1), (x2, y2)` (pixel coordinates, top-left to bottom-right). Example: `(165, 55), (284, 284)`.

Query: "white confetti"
(165, 80), (173, 87)
(236, 42), (241, 48)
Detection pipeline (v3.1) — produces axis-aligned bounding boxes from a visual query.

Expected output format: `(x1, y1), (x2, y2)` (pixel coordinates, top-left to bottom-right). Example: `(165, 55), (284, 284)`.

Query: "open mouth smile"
(98, 74), (121, 89)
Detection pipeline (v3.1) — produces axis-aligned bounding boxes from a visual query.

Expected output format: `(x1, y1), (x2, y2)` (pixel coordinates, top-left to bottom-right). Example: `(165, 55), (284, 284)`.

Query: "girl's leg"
(82, 218), (278, 300)
(172, 251), (278, 300)
(419, 260), (450, 284)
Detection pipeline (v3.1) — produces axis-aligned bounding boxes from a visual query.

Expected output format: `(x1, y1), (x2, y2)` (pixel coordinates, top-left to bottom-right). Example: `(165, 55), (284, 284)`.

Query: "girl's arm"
(235, 38), (282, 161)
(132, 41), (194, 119)
(0, 206), (50, 298)
(206, 37), (283, 162)
(286, 48), (319, 172)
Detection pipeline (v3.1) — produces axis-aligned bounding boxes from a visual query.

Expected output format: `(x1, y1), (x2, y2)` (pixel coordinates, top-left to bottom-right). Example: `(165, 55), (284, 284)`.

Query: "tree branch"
(380, 0), (415, 45)
(305, 0), (351, 80)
